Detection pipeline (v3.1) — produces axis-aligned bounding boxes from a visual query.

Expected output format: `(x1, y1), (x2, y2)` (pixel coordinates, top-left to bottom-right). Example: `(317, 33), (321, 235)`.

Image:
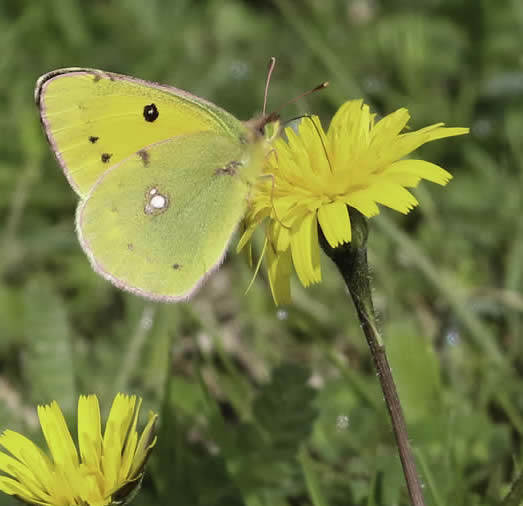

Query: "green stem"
(320, 209), (426, 506)
(501, 468), (523, 506)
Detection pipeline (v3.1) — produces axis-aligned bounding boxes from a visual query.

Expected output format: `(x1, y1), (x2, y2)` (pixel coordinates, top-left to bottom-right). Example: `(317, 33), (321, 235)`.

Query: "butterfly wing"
(35, 68), (248, 198)
(76, 131), (261, 301)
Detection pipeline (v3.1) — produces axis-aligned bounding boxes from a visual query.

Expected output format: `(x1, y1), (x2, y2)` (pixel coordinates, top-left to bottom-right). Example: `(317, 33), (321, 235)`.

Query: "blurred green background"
(1, 1), (523, 505)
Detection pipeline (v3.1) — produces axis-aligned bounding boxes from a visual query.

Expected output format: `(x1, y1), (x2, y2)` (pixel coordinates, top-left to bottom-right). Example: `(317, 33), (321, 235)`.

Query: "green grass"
(1, 1), (523, 505)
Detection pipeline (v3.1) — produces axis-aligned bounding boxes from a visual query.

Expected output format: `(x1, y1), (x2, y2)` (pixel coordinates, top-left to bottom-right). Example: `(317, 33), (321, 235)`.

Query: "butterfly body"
(35, 68), (274, 301)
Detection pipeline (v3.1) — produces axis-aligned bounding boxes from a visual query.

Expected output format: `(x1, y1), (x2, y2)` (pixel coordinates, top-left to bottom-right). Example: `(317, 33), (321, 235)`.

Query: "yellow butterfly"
(35, 68), (278, 301)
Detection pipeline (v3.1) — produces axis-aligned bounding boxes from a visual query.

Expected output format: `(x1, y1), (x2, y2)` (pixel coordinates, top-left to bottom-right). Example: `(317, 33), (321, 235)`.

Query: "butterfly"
(35, 68), (278, 301)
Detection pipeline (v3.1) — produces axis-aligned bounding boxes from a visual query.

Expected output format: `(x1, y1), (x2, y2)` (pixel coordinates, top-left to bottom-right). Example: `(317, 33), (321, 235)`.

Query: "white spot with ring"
(150, 194), (167, 209)
(145, 186), (169, 215)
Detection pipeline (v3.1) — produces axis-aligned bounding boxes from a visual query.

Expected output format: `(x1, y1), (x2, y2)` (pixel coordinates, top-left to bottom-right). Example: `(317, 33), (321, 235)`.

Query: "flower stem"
(319, 209), (426, 506)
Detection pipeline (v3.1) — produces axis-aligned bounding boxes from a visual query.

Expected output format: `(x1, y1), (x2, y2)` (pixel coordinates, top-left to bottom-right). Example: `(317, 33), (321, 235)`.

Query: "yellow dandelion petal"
(272, 132), (295, 163)
(119, 430), (138, 485)
(269, 221), (291, 252)
(379, 125), (469, 166)
(0, 394), (157, 506)
(296, 118), (331, 178)
(329, 100), (369, 170)
(280, 129), (308, 177)
(0, 430), (54, 483)
(290, 213), (322, 287)
(118, 397), (143, 483)
(360, 182), (419, 214)
(78, 473), (105, 506)
(344, 194), (380, 218)
(329, 99), (366, 140)
(368, 107), (411, 143)
(273, 195), (302, 221)
(237, 220), (261, 253)
(0, 475), (49, 505)
(103, 394), (136, 490)
(237, 196), (273, 254)
(317, 200), (352, 248)
(0, 446), (53, 504)
(267, 245), (293, 306)
(381, 171), (422, 188)
(386, 159), (452, 186)
(78, 395), (102, 472)
(130, 411), (158, 477)
(37, 402), (79, 470)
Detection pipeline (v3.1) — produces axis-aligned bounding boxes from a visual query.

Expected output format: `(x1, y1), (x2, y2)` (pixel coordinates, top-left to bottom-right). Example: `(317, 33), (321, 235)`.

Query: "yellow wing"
(35, 68), (248, 197)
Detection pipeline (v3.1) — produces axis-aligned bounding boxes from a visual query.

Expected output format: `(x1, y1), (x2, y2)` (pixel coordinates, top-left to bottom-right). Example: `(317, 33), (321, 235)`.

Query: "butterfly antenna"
(263, 57), (277, 116)
(274, 82), (329, 115)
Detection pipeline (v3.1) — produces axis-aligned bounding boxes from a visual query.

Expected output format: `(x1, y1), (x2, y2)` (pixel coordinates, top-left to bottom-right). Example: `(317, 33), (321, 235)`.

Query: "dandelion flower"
(239, 99), (469, 304)
(0, 393), (157, 506)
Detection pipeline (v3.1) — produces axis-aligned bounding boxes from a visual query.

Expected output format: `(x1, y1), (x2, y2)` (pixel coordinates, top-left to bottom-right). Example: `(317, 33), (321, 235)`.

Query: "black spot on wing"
(101, 153), (112, 163)
(172, 263), (182, 270)
(143, 103), (159, 122)
(215, 160), (242, 176)
(89, 136), (99, 144)
(138, 149), (150, 167)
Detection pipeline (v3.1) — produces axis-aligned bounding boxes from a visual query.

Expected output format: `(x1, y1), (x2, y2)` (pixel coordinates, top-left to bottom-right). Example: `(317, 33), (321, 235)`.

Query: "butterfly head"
(245, 111), (281, 145)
